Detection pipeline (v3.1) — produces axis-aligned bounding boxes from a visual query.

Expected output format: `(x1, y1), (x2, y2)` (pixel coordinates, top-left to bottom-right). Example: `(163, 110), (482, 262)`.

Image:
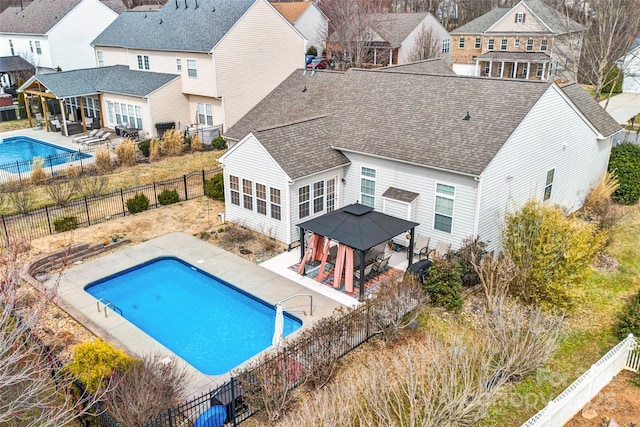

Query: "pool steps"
(96, 297), (123, 317)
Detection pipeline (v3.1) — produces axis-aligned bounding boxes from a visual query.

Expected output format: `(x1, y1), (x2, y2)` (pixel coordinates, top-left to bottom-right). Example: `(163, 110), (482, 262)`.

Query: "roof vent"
(463, 111), (470, 121)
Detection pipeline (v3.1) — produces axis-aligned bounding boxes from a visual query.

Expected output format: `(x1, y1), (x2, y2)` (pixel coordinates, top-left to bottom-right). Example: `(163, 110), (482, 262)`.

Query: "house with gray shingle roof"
(91, 0), (306, 131)
(219, 68), (619, 250)
(450, 0), (586, 82)
(0, 0), (125, 74)
(328, 12), (451, 67)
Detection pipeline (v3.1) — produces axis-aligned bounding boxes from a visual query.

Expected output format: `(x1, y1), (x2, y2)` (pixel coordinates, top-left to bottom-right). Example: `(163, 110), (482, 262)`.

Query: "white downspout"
(286, 179), (293, 246)
(472, 175), (483, 239)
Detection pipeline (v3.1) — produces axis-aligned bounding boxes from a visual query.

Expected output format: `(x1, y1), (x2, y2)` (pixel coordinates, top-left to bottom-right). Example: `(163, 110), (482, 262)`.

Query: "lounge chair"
(81, 131), (111, 145)
(72, 129), (99, 143)
(427, 240), (452, 260)
(354, 263), (375, 282)
(34, 113), (45, 128)
(372, 255), (391, 275)
(49, 119), (61, 132)
(411, 235), (430, 261)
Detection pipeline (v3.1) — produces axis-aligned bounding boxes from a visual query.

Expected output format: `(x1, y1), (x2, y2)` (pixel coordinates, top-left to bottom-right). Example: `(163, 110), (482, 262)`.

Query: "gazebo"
(297, 203), (419, 301)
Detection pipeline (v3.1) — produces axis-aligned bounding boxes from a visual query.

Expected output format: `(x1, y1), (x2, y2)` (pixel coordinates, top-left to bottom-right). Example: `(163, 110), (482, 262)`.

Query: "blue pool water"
(0, 136), (91, 173)
(84, 257), (302, 375)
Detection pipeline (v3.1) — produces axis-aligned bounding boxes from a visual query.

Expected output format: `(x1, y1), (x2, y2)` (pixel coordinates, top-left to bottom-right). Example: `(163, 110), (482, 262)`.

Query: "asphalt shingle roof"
(0, 0), (125, 34)
(228, 68), (618, 177)
(252, 116), (350, 180)
(382, 187), (420, 202)
(29, 65), (178, 98)
(375, 13), (430, 47)
(452, 0), (585, 35)
(271, 1), (311, 24)
(377, 58), (455, 75)
(559, 82), (621, 137)
(477, 51), (550, 61)
(92, 0), (254, 52)
(0, 55), (34, 72)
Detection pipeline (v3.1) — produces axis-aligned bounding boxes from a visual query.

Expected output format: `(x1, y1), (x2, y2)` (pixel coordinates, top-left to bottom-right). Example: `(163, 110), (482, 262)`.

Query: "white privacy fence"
(522, 334), (638, 427)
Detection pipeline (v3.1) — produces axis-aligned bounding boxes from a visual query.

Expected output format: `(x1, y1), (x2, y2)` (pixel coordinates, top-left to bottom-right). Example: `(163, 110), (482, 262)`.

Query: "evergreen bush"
(616, 290), (640, 339)
(204, 173), (224, 200)
(53, 216), (78, 232)
(608, 142), (640, 205)
(422, 257), (463, 311)
(137, 139), (151, 157)
(211, 135), (227, 150)
(126, 193), (149, 214)
(157, 189), (180, 206)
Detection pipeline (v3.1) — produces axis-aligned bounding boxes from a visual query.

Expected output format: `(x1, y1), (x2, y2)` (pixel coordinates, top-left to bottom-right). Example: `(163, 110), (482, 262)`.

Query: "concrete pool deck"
(51, 232), (345, 397)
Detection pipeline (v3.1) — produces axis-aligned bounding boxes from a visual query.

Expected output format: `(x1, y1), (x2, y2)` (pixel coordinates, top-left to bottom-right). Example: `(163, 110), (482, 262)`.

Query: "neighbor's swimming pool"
(84, 257), (302, 375)
(0, 135), (91, 173)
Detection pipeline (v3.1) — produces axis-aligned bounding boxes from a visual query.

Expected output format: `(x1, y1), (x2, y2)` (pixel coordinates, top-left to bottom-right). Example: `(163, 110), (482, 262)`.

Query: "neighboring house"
(272, 1), (328, 53)
(0, 0), (125, 73)
(450, 0), (586, 82)
(328, 12), (451, 66)
(0, 55), (34, 88)
(617, 36), (640, 93)
(220, 68), (619, 250)
(20, 65), (185, 137)
(92, 0), (306, 132)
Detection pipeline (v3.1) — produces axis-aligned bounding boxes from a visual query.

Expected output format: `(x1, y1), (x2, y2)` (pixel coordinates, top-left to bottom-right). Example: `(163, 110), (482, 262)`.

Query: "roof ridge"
(254, 115), (330, 133)
(350, 68), (552, 84)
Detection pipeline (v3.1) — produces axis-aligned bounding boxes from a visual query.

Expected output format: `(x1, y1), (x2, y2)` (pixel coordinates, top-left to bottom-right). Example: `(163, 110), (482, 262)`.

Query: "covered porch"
(296, 203), (419, 301)
(475, 51), (552, 81)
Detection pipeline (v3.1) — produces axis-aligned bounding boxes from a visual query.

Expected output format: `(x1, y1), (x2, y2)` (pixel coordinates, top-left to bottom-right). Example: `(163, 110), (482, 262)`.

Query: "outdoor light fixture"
(341, 178), (346, 184)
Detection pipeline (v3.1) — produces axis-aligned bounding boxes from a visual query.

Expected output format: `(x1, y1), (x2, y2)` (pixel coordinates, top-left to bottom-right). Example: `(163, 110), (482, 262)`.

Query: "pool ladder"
(96, 298), (123, 318)
(277, 293), (313, 316)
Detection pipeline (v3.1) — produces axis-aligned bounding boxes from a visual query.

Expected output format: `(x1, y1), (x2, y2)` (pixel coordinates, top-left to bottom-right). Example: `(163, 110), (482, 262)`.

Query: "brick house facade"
(450, 0), (585, 82)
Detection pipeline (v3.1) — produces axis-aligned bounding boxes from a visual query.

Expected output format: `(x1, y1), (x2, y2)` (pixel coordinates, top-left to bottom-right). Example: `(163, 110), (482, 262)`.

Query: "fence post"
(167, 407), (173, 427)
(153, 182), (158, 208)
(202, 169), (206, 189)
(183, 175), (188, 201)
(45, 206), (52, 234)
(1, 215), (8, 245)
(231, 377), (237, 427)
(84, 197), (91, 225)
(48, 155), (54, 176)
(78, 150), (84, 173)
(16, 161), (22, 184)
(120, 189), (126, 216)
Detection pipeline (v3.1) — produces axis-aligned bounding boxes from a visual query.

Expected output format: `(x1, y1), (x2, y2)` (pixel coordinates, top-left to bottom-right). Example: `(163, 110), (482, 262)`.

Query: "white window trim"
(298, 184), (310, 219)
(229, 175), (240, 206)
(543, 169), (555, 201)
(97, 51), (104, 67)
(270, 187), (282, 220)
(433, 182), (455, 234)
(516, 12), (524, 23)
(360, 167), (376, 208)
(256, 183), (267, 215)
(500, 39), (507, 50)
(488, 39), (495, 50)
(474, 37), (481, 49)
(458, 37), (465, 48)
(514, 38), (520, 48)
(187, 59), (197, 77)
(176, 58), (182, 71)
(526, 39), (534, 51)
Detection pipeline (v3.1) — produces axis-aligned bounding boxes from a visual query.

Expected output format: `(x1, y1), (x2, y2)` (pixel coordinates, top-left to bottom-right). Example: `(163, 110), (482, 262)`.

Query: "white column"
(475, 59), (480, 76)
(488, 61), (493, 77)
(373, 48), (377, 65)
(512, 61), (518, 78)
(526, 62), (530, 79)
(541, 62), (547, 80)
(500, 61), (504, 78)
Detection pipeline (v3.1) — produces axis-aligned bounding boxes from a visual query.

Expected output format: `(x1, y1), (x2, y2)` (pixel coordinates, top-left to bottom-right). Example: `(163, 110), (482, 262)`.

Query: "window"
(522, 63), (528, 77)
(9, 40), (14, 55)
(360, 167), (376, 208)
(442, 38), (450, 53)
(256, 183), (267, 215)
(514, 38), (520, 48)
(474, 37), (481, 49)
(270, 188), (281, 220)
(137, 55), (149, 70)
(29, 41), (33, 53)
(434, 183), (455, 233)
(516, 12), (525, 23)
(35, 41), (41, 54)
(536, 65), (543, 77)
(484, 65), (490, 75)
(526, 38), (534, 51)
(230, 176), (240, 206)
(176, 58), (182, 71)
(458, 37), (465, 48)
(540, 39), (548, 51)
(299, 185), (310, 218)
(243, 179), (253, 210)
(326, 178), (336, 213)
(313, 181), (324, 214)
(488, 39), (495, 50)
(500, 38), (507, 50)
(543, 169), (554, 201)
(197, 103), (213, 126)
(187, 59), (197, 77)
(97, 51), (104, 67)
(112, 102), (141, 128)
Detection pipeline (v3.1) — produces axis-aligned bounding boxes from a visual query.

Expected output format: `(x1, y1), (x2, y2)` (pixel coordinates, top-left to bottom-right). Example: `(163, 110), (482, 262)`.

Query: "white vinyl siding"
(477, 85), (612, 250)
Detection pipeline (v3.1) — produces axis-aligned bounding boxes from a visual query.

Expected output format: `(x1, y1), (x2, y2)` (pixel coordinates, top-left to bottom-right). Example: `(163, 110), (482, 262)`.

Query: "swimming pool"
(84, 257), (302, 375)
(0, 135), (91, 173)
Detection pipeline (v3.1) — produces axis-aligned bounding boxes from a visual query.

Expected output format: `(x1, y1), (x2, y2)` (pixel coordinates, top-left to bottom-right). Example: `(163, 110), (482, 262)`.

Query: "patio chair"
(372, 255), (391, 275)
(354, 263), (375, 282)
(72, 129), (99, 143)
(427, 240), (452, 260)
(81, 131), (111, 145)
(34, 113), (45, 128)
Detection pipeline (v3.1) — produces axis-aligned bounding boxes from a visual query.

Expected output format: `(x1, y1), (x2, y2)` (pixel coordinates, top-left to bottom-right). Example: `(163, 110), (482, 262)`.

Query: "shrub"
(616, 290), (640, 339)
(601, 64), (623, 95)
(66, 338), (136, 394)
(94, 147), (112, 173)
(190, 133), (202, 152)
(137, 139), (151, 157)
(211, 135), (227, 150)
(218, 223), (254, 246)
(503, 199), (603, 310)
(157, 188), (180, 205)
(581, 172), (620, 241)
(53, 216), (78, 232)
(453, 237), (487, 287)
(161, 129), (183, 156)
(3, 180), (36, 214)
(306, 45), (318, 56)
(149, 138), (161, 162)
(45, 178), (78, 206)
(608, 142), (640, 204)
(30, 157), (47, 184)
(204, 173), (224, 200)
(115, 139), (137, 167)
(422, 257), (463, 311)
(126, 193), (149, 214)
(80, 175), (109, 197)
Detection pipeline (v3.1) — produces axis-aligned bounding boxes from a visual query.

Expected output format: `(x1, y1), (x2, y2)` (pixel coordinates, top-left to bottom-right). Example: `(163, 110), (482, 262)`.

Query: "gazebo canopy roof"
(297, 203), (419, 252)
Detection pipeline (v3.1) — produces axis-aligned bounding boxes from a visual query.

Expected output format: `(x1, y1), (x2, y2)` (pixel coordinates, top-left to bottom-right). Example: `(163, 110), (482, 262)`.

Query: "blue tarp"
(194, 405), (227, 427)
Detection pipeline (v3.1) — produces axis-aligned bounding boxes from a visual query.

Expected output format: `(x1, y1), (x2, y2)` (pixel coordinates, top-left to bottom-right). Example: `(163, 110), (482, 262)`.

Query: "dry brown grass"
(190, 134), (202, 153)
(94, 147), (112, 174)
(115, 139), (137, 167)
(30, 158), (47, 185)
(161, 129), (183, 156)
(149, 138), (161, 162)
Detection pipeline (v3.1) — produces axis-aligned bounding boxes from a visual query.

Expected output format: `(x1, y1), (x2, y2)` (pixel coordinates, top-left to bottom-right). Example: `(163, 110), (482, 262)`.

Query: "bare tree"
(317, 0), (388, 68)
(0, 244), (107, 426)
(472, 252), (517, 313)
(407, 23), (442, 62)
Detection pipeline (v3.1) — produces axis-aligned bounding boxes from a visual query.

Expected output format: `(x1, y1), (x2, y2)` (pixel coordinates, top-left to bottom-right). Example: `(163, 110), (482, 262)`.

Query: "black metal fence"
(0, 168), (221, 245)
